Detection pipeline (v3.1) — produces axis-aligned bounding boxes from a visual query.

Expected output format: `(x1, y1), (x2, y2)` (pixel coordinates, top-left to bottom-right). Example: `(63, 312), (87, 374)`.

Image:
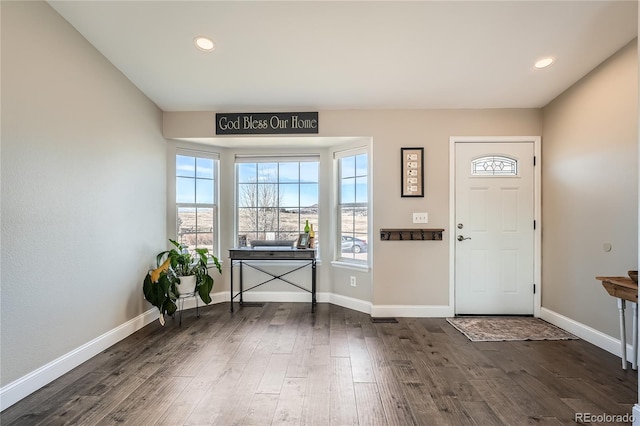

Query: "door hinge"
(533, 284), (536, 294)
(533, 220), (536, 230)
(534, 156), (536, 166)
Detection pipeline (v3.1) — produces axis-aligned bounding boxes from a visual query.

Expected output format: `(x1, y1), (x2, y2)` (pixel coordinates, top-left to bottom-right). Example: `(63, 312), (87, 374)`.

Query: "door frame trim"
(449, 136), (542, 317)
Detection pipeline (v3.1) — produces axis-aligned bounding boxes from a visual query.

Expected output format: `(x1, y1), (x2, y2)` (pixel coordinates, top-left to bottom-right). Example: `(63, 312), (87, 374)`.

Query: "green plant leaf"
(198, 274), (214, 304)
(211, 255), (222, 274)
(163, 298), (177, 316)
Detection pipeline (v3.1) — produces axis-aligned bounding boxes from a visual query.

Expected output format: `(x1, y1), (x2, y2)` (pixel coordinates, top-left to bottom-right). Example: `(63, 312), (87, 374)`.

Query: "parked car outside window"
(341, 235), (367, 253)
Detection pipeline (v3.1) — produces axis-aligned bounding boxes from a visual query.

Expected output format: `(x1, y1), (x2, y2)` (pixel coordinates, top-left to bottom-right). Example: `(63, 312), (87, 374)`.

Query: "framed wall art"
(401, 147), (424, 197)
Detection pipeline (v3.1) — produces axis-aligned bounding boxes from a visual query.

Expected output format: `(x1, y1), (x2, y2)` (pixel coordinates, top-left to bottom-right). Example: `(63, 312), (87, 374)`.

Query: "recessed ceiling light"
(534, 57), (554, 69)
(194, 36), (215, 52)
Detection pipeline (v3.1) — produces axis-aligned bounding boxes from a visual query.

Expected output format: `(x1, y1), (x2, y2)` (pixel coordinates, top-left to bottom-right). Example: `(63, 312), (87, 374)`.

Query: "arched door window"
(471, 155), (518, 176)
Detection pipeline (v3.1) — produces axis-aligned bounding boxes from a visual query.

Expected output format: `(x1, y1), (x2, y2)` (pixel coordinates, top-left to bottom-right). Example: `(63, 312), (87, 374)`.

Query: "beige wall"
(165, 109), (543, 310)
(1, 1), (167, 387)
(542, 40), (638, 339)
(2, 0), (636, 409)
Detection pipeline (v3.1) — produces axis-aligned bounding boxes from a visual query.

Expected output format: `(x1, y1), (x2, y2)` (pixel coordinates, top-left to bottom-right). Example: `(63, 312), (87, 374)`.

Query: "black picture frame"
(401, 147), (424, 197)
(296, 233), (310, 249)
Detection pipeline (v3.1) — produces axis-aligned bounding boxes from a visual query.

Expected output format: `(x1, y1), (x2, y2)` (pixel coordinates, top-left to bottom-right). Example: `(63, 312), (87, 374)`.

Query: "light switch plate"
(413, 212), (428, 223)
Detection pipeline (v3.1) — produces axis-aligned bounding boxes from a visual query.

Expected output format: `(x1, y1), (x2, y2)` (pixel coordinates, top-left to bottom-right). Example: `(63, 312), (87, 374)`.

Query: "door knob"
(457, 235), (471, 241)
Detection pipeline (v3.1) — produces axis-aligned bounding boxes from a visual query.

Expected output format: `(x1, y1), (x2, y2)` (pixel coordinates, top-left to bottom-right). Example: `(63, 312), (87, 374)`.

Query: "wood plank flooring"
(2, 302), (637, 425)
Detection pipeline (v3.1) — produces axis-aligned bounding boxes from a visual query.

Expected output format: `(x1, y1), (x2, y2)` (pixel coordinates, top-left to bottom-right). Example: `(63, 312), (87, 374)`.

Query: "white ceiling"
(48, 1), (638, 112)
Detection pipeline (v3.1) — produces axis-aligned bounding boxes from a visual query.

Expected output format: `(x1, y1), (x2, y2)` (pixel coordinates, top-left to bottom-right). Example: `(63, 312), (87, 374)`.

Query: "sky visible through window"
(237, 162), (319, 207)
(176, 155), (215, 203)
(176, 156), (367, 210)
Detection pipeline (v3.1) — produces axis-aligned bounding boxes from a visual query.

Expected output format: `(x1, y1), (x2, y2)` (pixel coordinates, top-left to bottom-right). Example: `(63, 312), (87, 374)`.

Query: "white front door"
(455, 142), (535, 315)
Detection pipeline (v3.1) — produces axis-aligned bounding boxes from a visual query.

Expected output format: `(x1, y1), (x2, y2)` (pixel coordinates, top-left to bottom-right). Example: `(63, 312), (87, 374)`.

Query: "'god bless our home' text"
(216, 112), (319, 135)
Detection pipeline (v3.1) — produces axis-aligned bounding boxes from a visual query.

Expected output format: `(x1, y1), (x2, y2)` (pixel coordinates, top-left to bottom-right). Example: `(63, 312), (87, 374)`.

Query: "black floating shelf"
(380, 228), (444, 241)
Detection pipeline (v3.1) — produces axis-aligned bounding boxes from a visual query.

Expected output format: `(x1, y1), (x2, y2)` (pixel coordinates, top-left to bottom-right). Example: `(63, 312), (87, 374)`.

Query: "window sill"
(330, 260), (370, 272)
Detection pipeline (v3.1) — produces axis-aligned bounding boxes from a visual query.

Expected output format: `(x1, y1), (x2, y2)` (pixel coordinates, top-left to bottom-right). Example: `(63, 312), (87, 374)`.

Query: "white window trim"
(333, 147), (371, 267)
(170, 147), (221, 257)
(330, 260), (370, 272)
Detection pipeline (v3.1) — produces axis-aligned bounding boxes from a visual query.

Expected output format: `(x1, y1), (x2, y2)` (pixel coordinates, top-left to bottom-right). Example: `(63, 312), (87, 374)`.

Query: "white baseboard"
(371, 304), (454, 318)
(175, 291), (228, 311)
(540, 307), (634, 360)
(237, 290), (318, 303)
(182, 291), (370, 313)
(329, 293), (372, 314)
(0, 308), (159, 411)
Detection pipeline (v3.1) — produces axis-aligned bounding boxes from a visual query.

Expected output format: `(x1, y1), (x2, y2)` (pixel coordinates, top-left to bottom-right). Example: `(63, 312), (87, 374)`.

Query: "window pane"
(355, 176), (368, 203)
(280, 183), (299, 207)
(300, 162), (318, 183)
(196, 178), (214, 204)
(238, 184), (257, 207)
(196, 207), (213, 233)
(238, 163), (256, 183)
(300, 183), (318, 208)
(176, 155), (195, 177)
(340, 178), (355, 204)
(177, 207), (196, 247)
(238, 208), (256, 233)
(341, 207), (355, 233)
(177, 177), (195, 203)
(196, 233), (214, 253)
(257, 208), (278, 232)
(354, 208), (368, 234)
(355, 154), (368, 177)
(257, 184), (279, 207)
(279, 209), (299, 234)
(196, 158), (214, 179)
(258, 163), (278, 182)
(341, 156), (355, 178)
(279, 162), (299, 182)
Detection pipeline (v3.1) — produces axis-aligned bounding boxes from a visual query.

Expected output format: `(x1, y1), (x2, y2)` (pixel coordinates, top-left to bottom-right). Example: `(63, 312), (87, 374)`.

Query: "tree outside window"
(237, 160), (319, 246)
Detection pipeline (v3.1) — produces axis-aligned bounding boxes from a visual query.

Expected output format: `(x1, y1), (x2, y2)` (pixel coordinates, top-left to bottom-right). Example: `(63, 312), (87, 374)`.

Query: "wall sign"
(401, 147), (424, 197)
(216, 112), (318, 135)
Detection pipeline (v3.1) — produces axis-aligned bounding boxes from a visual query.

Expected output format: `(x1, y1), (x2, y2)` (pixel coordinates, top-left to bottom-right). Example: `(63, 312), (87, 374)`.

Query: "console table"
(229, 247), (316, 313)
(596, 276), (638, 370)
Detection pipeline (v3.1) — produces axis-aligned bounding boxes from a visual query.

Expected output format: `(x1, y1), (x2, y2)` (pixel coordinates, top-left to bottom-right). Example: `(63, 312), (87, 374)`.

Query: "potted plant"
(143, 239), (222, 325)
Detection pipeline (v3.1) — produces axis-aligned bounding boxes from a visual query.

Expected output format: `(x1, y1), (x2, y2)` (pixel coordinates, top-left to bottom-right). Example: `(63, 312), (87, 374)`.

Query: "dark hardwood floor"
(2, 302), (637, 425)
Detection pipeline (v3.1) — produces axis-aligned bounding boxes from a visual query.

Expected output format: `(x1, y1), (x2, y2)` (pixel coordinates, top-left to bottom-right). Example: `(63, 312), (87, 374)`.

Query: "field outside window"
(236, 159), (319, 247)
(176, 154), (218, 254)
(338, 153), (368, 263)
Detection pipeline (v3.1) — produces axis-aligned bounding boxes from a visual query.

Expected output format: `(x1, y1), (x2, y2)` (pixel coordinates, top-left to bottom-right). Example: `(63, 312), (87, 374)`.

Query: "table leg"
(311, 259), (316, 313)
(633, 302), (638, 370)
(239, 261), (243, 306)
(230, 260), (234, 312)
(618, 298), (627, 369)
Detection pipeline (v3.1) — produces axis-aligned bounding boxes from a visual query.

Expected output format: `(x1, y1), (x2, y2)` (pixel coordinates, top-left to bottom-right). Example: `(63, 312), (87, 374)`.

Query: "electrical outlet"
(350, 276), (357, 287)
(413, 212), (428, 223)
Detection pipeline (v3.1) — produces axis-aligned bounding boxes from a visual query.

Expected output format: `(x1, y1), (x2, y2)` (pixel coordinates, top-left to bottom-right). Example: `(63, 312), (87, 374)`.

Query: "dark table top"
(229, 247), (316, 260)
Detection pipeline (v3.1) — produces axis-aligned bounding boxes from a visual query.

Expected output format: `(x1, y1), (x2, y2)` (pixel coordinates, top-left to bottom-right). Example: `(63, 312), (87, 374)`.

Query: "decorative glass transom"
(471, 155), (517, 176)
